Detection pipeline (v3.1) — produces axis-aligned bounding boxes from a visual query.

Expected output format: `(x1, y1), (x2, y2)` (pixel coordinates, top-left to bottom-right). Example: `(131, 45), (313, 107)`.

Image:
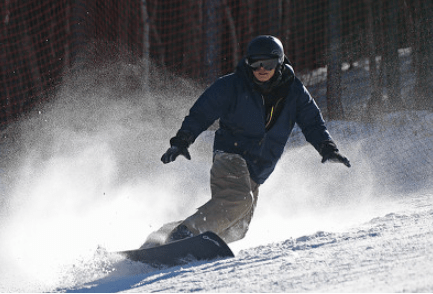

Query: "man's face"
(252, 66), (276, 82)
(248, 58), (279, 82)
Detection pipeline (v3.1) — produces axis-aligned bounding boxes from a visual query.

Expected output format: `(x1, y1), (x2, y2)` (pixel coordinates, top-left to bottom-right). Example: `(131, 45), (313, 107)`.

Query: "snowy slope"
(78, 196), (433, 292)
(62, 193), (433, 293)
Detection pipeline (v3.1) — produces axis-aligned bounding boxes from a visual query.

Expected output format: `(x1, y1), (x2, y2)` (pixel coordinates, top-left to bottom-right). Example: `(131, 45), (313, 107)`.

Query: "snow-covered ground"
(65, 194), (433, 293)
(0, 61), (432, 292)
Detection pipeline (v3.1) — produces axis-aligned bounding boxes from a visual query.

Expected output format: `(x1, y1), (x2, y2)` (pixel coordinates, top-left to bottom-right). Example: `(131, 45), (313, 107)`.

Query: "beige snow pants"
(181, 152), (260, 243)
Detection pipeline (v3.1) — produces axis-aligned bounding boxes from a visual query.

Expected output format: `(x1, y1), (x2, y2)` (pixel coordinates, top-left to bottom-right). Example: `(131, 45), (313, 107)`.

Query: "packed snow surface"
(63, 194), (433, 293)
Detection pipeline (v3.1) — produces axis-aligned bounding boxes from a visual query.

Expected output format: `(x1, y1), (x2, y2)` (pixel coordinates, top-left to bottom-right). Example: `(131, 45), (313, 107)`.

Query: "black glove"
(161, 131), (193, 164)
(319, 140), (351, 168)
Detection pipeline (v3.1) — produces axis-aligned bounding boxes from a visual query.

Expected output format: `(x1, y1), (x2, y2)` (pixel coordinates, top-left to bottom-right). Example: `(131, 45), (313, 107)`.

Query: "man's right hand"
(161, 145), (191, 164)
(161, 130), (193, 164)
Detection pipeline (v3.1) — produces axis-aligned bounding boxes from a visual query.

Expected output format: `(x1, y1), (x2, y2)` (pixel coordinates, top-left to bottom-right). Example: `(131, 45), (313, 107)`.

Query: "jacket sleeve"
(178, 76), (233, 143)
(293, 78), (333, 151)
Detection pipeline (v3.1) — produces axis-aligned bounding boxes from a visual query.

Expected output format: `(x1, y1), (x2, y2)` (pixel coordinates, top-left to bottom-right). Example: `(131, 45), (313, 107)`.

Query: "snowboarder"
(156, 35), (350, 245)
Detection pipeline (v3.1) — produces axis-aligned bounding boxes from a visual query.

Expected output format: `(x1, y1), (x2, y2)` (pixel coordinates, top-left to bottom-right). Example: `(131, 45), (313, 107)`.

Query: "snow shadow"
(61, 252), (221, 293)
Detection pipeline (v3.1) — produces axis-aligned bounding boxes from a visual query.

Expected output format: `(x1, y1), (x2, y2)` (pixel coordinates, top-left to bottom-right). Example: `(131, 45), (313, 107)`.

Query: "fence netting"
(1, 0), (432, 192)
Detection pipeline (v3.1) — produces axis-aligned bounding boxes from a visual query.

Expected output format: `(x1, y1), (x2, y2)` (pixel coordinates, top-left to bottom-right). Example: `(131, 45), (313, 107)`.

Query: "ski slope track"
(64, 194), (433, 293)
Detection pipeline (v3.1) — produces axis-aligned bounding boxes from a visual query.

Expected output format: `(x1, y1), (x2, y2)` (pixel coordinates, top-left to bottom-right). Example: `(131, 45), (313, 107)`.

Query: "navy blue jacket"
(178, 58), (332, 184)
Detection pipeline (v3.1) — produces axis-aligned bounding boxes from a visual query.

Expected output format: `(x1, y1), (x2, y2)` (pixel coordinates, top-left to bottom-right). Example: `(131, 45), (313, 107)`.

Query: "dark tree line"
(1, 0), (432, 128)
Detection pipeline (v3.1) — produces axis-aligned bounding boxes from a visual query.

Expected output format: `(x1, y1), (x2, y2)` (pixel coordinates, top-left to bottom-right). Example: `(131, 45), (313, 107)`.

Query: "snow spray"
(0, 62), (207, 292)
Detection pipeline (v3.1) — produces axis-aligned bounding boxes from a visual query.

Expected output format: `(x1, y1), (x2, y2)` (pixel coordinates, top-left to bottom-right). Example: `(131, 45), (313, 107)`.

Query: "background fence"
(1, 0), (432, 128)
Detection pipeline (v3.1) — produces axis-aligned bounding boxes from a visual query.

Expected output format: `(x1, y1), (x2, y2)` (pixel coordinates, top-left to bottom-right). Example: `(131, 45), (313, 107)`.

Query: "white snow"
(0, 61), (432, 292)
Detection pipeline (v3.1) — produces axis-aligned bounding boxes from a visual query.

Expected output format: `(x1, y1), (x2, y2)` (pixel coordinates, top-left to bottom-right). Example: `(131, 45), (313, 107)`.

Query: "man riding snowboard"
(143, 35), (350, 248)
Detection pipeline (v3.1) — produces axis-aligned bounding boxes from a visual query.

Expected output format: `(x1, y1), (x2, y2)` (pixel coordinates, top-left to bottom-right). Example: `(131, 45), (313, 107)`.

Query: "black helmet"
(246, 35), (284, 64)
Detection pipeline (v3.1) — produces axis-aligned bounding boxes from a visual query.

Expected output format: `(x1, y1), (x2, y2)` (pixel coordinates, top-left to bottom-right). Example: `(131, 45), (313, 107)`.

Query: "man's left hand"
(319, 140), (351, 168)
(321, 151), (351, 167)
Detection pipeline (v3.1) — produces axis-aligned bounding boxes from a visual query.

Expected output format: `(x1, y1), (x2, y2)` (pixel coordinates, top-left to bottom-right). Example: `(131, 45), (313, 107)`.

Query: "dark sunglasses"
(248, 58), (279, 71)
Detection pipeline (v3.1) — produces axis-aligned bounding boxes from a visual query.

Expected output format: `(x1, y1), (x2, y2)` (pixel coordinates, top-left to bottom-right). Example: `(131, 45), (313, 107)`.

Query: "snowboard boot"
(166, 224), (194, 243)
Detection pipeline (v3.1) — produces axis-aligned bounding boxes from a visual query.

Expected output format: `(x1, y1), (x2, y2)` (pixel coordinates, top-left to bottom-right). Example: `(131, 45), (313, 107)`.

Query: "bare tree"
(326, 0), (345, 120)
(413, 0), (433, 110)
(181, 0), (203, 78)
(0, 0), (11, 125)
(260, 0), (282, 37)
(281, 0), (291, 51)
(240, 0), (254, 50)
(382, 0), (404, 110)
(364, 0), (382, 119)
(203, 0), (221, 83)
(141, 0), (150, 91)
(222, 0), (239, 69)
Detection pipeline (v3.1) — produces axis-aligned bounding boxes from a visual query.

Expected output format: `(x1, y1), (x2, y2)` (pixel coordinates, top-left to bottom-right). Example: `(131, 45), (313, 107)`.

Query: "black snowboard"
(117, 231), (234, 267)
